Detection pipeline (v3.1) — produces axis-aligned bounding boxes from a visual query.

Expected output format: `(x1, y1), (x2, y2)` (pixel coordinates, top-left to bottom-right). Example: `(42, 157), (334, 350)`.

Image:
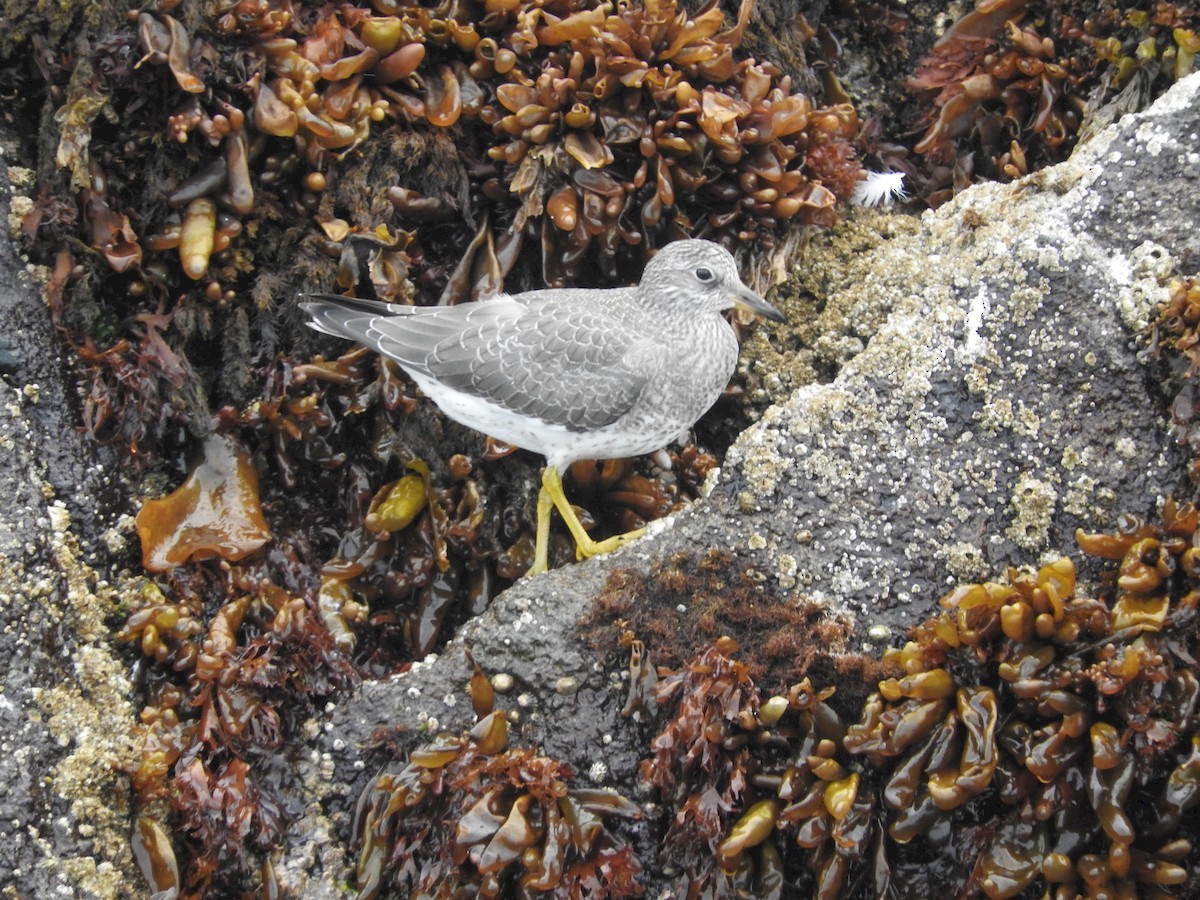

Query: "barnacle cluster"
(353, 658), (643, 896)
(638, 501), (1200, 897)
(906, 0), (1199, 203)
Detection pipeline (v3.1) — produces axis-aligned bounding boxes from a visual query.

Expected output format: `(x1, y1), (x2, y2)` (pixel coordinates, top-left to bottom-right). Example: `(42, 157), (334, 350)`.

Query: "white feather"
(850, 170), (908, 207)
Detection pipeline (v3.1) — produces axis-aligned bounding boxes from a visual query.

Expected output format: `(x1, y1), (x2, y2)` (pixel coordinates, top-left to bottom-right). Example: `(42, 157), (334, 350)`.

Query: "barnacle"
(906, 0), (1200, 204)
(639, 500), (1200, 897)
(353, 658), (642, 897)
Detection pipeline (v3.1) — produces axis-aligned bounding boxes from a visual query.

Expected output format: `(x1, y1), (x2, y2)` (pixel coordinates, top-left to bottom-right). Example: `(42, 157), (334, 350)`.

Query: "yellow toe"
(574, 526), (647, 560)
(525, 465), (647, 575)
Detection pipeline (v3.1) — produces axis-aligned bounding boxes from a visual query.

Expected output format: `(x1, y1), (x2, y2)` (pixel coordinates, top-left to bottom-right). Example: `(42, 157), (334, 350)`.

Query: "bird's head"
(639, 239), (786, 323)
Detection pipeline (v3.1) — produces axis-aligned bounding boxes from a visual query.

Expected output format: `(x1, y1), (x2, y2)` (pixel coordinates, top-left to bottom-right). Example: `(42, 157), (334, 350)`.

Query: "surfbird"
(301, 239), (785, 575)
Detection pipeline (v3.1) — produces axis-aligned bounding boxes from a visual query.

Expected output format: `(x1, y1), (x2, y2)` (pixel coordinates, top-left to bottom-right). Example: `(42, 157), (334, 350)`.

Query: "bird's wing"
(301, 294), (652, 431)
(302, 293), (415, 337)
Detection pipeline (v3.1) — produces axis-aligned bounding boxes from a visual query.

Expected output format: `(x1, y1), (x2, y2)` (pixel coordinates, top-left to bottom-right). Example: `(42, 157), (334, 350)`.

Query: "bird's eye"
(695, 267), (714, 283)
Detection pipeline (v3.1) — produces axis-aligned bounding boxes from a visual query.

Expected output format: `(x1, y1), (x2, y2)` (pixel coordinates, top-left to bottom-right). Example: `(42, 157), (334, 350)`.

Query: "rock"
(0, 131), (140, 897)
(726, 76), (1196, 635)
(298, 71), (1199, 894)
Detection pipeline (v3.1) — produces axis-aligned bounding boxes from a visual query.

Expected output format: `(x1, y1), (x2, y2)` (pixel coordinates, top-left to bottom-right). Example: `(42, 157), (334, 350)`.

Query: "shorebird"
(302, 239), (784, 575)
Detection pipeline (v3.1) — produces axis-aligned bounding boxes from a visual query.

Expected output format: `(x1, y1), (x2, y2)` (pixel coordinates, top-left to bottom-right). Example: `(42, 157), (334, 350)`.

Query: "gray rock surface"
(295, 71), (1200, 894)
(0, 133), (139, 897)
(727, 87), (1195, 632)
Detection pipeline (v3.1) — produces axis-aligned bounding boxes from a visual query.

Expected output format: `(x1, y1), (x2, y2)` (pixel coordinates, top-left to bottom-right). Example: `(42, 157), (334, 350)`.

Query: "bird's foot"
(525, 466), (647, 576)
(574, 526), (647, 561)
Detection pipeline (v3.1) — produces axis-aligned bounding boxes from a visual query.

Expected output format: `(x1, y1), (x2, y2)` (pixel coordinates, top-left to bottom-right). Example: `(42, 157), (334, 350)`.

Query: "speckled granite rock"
(295, 72), (1200, 896)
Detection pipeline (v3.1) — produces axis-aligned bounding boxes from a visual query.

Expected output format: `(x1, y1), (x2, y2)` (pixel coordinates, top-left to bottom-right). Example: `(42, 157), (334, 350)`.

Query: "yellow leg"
(526, 466), (646, 575)
(527, 483), (555, 576)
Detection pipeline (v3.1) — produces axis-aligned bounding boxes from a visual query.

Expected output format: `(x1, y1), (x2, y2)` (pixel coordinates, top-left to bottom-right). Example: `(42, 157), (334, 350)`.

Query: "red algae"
(635, 501), (1200, 897)
(352, 658), (642, 896)
(906, 0), (1200, 203)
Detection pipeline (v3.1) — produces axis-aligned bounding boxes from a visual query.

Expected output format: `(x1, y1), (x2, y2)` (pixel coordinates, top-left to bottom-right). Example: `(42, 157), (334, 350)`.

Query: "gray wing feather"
(300, 295), (650, 431)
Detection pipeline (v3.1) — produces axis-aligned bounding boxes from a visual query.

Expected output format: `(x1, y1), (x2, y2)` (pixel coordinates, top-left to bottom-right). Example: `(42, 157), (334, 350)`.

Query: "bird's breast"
(633, 315), (739, 426)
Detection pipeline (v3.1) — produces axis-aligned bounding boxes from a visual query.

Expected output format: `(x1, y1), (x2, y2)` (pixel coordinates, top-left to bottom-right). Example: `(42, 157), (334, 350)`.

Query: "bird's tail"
(299, 293), (413, 339)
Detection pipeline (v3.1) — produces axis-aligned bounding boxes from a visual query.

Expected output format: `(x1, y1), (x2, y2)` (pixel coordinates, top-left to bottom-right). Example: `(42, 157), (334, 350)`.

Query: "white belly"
(411, 373), (680, 468)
